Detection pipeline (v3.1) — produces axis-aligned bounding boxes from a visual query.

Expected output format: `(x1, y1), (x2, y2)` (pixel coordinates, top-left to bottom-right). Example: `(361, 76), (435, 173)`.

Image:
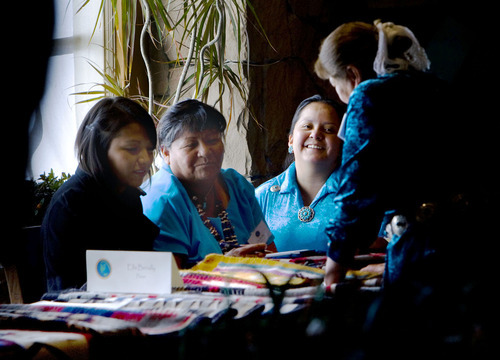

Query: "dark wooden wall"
(246, 0), (497, 189)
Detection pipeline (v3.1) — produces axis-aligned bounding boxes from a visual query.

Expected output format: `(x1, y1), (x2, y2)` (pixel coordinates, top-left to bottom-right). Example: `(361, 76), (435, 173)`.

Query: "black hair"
(75, 96), (157, 182)
(283, 94), (344, 169)
(289, 94), (344, 136)
(157, 99), (226, 149)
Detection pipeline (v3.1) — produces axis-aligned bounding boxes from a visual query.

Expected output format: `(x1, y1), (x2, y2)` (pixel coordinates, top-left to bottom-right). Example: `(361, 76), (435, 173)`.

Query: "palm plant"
(74, 0), (271, 122)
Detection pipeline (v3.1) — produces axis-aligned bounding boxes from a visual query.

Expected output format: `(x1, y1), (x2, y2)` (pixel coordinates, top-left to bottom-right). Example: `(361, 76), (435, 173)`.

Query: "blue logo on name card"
(96, 259), (111, 278)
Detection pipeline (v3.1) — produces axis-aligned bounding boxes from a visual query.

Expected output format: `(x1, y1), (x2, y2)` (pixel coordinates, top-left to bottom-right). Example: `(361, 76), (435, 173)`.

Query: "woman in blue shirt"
(315, 21), (464, 286)
(142, 99), (274, 268)
(255, 95), (343, 252)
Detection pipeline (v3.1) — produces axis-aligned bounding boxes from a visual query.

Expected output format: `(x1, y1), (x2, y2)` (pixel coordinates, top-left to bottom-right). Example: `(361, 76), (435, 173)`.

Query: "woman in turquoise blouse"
(142, 99), (274, 268)
(255, 95), (343, 252)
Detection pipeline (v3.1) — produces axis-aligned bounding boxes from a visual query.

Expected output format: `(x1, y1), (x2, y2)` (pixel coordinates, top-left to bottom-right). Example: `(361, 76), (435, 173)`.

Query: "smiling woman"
(255, 95), (344, 252)
(41, 97), (160, 292)
(288, 101), (343, 192)
(141, 99), (275, 268)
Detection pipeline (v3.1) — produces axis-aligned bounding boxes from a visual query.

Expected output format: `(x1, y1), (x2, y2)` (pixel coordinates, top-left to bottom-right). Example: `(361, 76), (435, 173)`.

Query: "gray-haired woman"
(142, 99), (275, 268)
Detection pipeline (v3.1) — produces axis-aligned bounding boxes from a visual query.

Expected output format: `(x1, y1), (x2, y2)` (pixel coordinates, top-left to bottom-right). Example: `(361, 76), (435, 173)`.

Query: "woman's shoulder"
(51, 169), (97, 203)
(143, 166), (182, 197)
(326, 167), (342, 192)
(348, 73), (410, 112)
(220, 168), (263, 207)
(356, 71), (440, 95)
(43, 170), (100, 223)
(141, 166), (192, 215)
(255, 168), (288, 197)
(220, 168), (253, 189)
(352, 75), (395, 100)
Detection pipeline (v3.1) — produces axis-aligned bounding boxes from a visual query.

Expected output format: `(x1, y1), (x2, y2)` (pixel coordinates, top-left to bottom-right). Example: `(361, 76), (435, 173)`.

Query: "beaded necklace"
(192, 195), (239, 253)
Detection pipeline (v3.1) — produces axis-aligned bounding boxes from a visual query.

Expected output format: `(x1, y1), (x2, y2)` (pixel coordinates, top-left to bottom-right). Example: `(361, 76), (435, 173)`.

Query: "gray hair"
(157, 99), (226, 149)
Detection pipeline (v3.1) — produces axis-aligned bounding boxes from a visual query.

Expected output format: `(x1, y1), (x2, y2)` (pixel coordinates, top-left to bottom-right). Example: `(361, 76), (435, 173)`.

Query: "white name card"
(86, 250), (183, 294)
(247, 219), (272, 244)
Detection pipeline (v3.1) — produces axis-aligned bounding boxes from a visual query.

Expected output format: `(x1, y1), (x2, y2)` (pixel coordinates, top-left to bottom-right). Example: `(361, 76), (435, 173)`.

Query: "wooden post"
(3, 264), (23, 304)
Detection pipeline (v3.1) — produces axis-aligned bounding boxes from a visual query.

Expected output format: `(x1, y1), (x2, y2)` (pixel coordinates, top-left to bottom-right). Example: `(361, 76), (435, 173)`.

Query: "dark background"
(246, 0), (497, 191)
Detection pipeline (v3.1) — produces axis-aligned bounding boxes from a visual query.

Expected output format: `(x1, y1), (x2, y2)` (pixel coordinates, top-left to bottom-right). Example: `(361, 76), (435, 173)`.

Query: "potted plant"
(74, 0), (271, 122)
(24, 169), (72, 227)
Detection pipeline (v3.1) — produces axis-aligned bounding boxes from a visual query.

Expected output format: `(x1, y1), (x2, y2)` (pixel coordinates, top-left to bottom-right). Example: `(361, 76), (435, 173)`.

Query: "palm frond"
(74, 0), (273, 126)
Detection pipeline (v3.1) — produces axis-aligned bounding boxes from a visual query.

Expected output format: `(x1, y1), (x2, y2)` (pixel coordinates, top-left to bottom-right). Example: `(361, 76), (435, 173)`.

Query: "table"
(0, 254), (382, 359)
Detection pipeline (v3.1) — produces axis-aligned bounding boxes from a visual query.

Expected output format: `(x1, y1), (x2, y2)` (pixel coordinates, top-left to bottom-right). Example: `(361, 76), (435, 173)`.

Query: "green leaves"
(74, 0), (271, 122)
(25, 169), (72, 225)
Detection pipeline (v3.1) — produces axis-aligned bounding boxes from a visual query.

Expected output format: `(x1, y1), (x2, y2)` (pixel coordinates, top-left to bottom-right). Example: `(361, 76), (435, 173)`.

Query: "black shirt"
(41, 168), (159, 291)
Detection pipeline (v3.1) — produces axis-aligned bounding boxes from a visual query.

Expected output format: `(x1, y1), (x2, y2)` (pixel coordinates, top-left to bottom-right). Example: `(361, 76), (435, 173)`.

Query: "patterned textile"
(0, 256), (328, 337)
(190, 254), (325, 287)
(284, 255), (327, 268)
(0, 330), (89, 359)
(0, 301), (197, 336)
(0, 255), (384, 359)
(0, 285), (320, 337)
(180, 270), (267, 294)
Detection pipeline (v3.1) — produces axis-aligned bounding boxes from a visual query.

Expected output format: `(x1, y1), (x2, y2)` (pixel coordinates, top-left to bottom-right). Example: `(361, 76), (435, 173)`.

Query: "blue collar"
(279, 162), (339, 201)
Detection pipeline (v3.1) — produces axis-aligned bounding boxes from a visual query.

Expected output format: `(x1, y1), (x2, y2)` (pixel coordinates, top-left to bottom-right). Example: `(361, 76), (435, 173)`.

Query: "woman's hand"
(358, 263), (385, 275)
(226, 243), (267, 258)
(265, 242), (277, 253)
(324, 257), (347, 286)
